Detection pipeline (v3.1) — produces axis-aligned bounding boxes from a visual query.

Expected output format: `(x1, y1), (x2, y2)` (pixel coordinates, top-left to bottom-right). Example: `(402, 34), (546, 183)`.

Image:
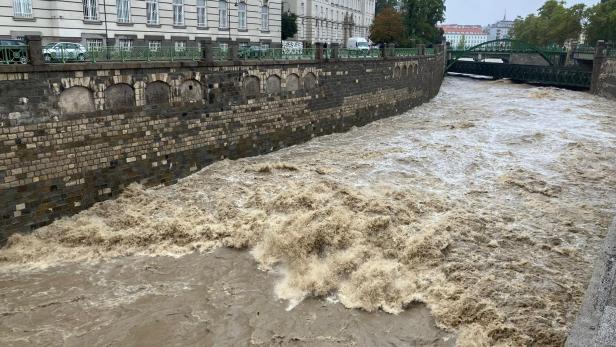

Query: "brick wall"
(0, 54), (444, 240)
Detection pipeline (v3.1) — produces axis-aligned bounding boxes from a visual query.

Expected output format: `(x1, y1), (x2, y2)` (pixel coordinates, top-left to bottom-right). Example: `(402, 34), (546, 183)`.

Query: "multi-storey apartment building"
(439, 24), (487, 49)
(1, 0), (281, 49)
(282, 0), (374, 45)
(486, 16), (514, 41)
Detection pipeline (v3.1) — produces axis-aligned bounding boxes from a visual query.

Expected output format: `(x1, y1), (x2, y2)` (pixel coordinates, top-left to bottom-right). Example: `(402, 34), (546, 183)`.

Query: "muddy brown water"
(1, 77), (616, 346)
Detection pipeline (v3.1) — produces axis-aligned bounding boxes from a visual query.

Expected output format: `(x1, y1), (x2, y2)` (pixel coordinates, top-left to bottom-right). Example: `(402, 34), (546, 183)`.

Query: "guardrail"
(0, 44), (441, 65)
(238, 48), (317, 60)
(394, 48), (419, 57)
(608, 48), (616, 58)
(0, 44), (29, 64)
(338, 48), (381, 59)
(43, 46), (202, 63)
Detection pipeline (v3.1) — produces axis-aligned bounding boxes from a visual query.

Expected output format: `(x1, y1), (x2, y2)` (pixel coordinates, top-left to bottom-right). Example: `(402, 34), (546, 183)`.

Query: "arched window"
(261, 5), (269, 31)
(219, 0), (228, 29)
(238, 2), (247, 29)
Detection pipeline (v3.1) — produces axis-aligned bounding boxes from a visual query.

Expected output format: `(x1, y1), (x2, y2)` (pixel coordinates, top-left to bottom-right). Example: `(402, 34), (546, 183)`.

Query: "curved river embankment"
(1, 77), (615, 346)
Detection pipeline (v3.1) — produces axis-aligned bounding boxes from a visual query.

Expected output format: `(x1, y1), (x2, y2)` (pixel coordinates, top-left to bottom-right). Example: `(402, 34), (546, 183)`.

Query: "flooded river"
(1, 77), (616, 346)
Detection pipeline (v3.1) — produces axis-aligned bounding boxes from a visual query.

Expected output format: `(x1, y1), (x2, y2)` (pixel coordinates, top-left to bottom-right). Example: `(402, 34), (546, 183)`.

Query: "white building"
(487, 16), (514, 41)
(282, 0), (375, 45)
(1, 0), (281, 49)
(439, 24), (487, 49)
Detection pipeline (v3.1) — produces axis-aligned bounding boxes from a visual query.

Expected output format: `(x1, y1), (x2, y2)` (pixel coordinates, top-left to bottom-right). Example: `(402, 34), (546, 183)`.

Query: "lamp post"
(228, 1), (238, 41)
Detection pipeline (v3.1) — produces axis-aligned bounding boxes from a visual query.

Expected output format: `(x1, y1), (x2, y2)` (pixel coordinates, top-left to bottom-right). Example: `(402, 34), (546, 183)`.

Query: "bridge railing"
(0, 44), (29, 64)
(0, 38), (443, 66)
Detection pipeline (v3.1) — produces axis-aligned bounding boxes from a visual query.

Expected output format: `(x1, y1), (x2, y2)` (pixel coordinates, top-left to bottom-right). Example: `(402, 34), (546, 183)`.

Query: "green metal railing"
(238, 48), (316, 60)
(87, 47), (201, 63)
(394, 48), (419, 57)
(575, 44), (595, 54)
(0, 44), (29, 64)
(338, 48), (380, 59)
(0, 44), (442, 66)
(609, 48), (616, 58)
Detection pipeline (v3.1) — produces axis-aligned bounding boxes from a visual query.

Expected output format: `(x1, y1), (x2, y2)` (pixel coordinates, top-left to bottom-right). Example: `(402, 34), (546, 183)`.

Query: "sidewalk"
(567, 218), (616, 347)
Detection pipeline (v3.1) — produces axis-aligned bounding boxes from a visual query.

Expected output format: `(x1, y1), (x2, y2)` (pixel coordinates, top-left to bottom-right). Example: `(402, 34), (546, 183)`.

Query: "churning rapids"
(1, 77), (616, 346)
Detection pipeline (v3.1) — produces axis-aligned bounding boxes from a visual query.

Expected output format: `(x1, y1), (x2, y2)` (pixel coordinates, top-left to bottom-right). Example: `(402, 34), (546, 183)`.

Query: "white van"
(346, 37), (370, 50)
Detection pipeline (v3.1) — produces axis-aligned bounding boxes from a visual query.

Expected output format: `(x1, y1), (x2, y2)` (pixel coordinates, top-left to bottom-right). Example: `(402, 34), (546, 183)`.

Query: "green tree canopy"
(585, 0), (616, 45)
(369, 7), (405, 44)
(400, 0), (446, 44)
(375, 0), (398, 15)
(512, 0), (585, 46)
(281, 12), (298, 40)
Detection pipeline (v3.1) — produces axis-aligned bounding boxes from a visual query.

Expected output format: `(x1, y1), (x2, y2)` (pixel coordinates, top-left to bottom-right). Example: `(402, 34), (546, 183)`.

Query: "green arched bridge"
(446, 39), (593, 89)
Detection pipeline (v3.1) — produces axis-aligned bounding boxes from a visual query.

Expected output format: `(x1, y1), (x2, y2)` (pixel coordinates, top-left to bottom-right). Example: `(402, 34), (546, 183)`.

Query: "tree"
(457, 35), (466, 49)
(511, 0), (585, 46)
(369, 7), (405, 44)
(400, 0), (446, 44)
(585, 0), (616, 45)
(281, 12), (298, 40)
(376, 0), (398, 15)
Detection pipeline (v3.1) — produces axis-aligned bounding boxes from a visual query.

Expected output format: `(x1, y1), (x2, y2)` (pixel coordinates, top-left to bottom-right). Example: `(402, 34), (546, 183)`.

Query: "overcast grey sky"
(444, 0), (600, 25)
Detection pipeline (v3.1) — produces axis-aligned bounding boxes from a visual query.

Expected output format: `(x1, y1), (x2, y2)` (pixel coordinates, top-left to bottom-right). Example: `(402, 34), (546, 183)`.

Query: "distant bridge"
(446, 39), (593, 89)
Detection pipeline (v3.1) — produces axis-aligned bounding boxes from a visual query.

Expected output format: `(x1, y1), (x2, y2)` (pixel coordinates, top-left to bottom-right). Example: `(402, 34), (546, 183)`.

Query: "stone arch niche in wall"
(104, 83), (135, 111)
(145, 81), (171, 105)
(179, 79), (203, 103)
(286, 74), (300, 92)
(58, 86), (95, 115)
(393, 66), (401, 79)
(303, 72), (317, 91)
(266, 75), (281, 94)
(244, 75), (260, 98)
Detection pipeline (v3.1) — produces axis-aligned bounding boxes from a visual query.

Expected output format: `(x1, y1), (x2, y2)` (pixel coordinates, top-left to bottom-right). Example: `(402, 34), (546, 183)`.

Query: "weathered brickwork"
(0, 54), (444, 240)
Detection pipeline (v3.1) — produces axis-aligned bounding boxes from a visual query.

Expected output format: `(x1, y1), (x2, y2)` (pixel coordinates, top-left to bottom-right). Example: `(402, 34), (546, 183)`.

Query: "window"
(174, 41), (186, 52)
(238, 2), (247, 30)
(300, 2), (304, 16)
(261, 6), (269, 31)
(149, 40), (161, 51)
(173, 0), (184, 26)
(86, 38), (103, 51)
(218, 1), (228, 29)
(118, 38), (133, 51)
(197, 0), (207, 27)
(116, 0), (130, 23)
(146, 0), (159, 24)
(83, 0), (98, 20)
(13, 0), (33, 18)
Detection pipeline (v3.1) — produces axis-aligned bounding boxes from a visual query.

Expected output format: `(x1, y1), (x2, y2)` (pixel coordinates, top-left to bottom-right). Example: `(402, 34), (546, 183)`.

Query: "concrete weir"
(0, 50), (445, 240)
(567, 218), (616, 347)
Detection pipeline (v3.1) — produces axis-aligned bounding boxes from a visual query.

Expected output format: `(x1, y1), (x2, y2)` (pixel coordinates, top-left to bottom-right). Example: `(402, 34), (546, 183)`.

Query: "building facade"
(439, 24), (487, 49)
(1, 0), (281, 49)
(282, 0), (374, 45)
(486, 17), (514, 41)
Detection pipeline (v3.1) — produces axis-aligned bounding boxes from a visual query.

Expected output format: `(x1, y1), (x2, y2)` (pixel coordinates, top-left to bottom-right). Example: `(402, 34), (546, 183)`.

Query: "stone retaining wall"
(0, 54), (444, 240)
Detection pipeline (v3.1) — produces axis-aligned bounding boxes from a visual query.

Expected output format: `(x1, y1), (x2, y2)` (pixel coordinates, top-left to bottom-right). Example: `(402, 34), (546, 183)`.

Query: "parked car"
(0, 39), (28, 64)
(43, 42), (87, 63)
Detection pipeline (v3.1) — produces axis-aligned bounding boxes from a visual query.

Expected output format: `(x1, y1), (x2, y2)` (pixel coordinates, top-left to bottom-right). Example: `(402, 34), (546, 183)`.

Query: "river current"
(1, 77), (615, 346)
